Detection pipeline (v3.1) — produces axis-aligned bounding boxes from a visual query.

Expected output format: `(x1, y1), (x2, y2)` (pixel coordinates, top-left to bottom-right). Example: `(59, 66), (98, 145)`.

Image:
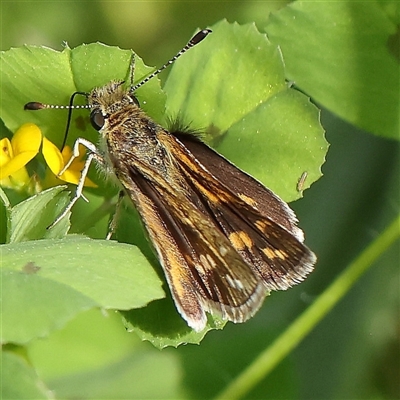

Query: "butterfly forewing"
(174, 133), (304, 239)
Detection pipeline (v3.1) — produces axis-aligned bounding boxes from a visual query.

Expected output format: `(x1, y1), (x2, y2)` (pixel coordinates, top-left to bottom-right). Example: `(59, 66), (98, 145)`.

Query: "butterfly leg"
(106, 190), (125, 240)
(48, 138), (103, 229)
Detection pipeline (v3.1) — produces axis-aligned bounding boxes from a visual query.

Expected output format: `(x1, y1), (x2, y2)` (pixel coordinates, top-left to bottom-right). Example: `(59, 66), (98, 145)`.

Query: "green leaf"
(1, 237), (164, 344)
(27, 309), (138, 381)
(1, 350), (52, 399)
(121, 297), (226, 349)
(165, 21), (287, 135)
(265, 2), (399, 140)
(1, 269), (96, 344)
(48, 349), (183, 399)
(164, 20), (327, 201)
(218, 88), (325, 201)
(8, 185), (70, 243)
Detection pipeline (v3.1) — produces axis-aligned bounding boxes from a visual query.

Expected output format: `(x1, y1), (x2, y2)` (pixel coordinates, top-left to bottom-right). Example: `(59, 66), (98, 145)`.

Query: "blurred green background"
(1, 1), (399, 399)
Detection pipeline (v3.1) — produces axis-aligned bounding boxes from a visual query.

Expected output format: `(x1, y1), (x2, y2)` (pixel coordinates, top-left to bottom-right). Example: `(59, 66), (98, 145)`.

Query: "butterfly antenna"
(24, 91), (90, 150)
(130, 29), (211, 93)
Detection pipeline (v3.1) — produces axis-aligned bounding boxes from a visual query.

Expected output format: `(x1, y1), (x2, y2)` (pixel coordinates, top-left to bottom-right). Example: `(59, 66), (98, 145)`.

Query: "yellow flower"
(0, 123), (41, 189)
(1, 123), (97, 190)
(42, 137), (97, 187)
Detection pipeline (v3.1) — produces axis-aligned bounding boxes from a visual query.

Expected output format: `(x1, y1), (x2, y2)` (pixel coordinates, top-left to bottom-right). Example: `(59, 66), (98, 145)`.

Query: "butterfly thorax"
(88, 81), (183, 191)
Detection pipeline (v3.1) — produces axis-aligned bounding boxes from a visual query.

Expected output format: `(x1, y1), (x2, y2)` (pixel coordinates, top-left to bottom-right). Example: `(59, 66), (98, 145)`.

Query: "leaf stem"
(215, 213), (400, 400)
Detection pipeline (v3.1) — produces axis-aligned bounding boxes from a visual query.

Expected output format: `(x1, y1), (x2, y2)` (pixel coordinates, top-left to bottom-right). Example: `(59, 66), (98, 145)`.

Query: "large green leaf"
(1, 237), (164, 344)
(265, 1), (399, 139)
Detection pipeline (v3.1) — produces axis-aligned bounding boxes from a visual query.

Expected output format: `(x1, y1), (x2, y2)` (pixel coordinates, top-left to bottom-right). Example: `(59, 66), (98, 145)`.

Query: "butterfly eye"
(90, 109), (106, 130)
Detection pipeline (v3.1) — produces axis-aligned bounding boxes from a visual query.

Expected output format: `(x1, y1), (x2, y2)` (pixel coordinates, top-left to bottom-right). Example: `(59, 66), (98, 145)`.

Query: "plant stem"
(0, 186), (11, 208)
(215, 213), (400, 400)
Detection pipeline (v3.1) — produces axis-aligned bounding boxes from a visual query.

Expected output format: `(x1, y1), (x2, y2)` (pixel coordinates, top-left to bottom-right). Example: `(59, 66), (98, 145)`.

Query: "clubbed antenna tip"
(24, 102), (47, 110)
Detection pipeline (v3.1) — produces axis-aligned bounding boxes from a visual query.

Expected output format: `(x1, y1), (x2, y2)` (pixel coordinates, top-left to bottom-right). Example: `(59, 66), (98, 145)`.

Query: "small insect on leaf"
(25, 29), (316, 332)
(297, 171), (308, 192)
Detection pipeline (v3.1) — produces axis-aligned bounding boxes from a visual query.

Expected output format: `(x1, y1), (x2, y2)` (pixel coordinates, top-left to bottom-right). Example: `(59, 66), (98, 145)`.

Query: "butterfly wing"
(174, 133), (316, 291)
(118, 163), (267, 332)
